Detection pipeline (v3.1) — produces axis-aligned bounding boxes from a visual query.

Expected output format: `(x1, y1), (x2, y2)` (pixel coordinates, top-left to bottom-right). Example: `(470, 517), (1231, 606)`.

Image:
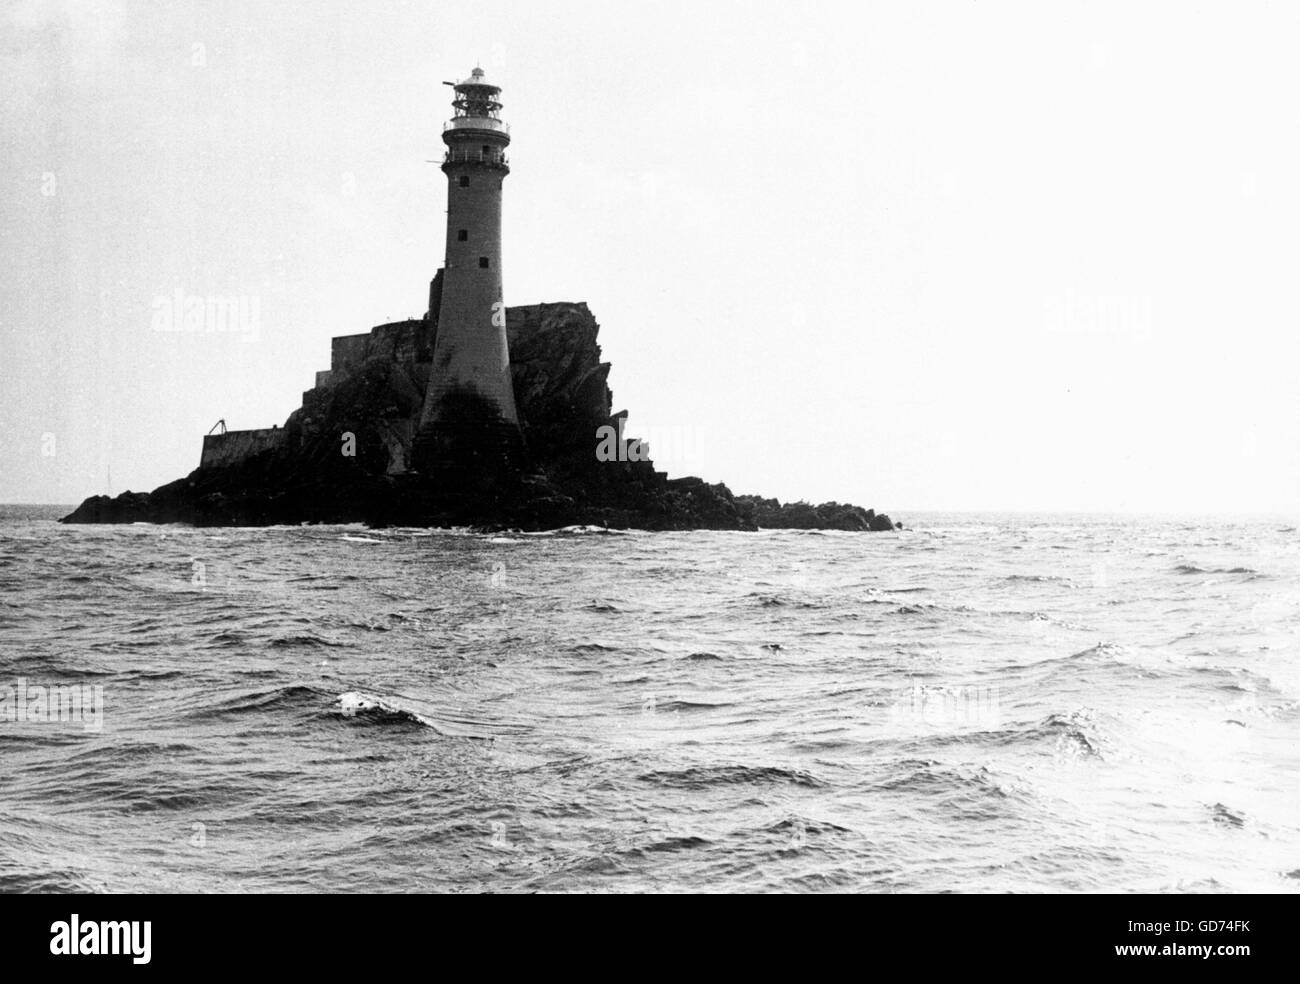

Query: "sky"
(2, 0), (1299, 513)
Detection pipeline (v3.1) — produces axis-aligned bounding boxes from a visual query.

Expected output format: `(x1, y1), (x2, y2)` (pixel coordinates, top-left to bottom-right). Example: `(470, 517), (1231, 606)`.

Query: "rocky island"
(61, 300), (898, 532)
(62, 67), (898, 534)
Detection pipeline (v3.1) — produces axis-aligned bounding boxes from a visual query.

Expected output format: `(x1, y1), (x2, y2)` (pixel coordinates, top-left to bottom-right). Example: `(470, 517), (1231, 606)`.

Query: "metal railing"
(442, 151), (510, 167)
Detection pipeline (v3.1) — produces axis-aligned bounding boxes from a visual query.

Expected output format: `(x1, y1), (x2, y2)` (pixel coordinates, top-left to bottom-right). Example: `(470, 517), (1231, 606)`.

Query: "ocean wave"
(514, 525), (633, 537)
(0, 869), (104, 893)
(334, 690), (533, 739)
(269, 633), (344, 648)
(638, 764), (825, 790)
(649, 699), (734, 713)
(10, 511), (1300, 892)
(572, 641), (624, 653)
(1209, 802), (1247, 829)
(186, 684), (330, 720)
(1175, 563), (1259, 576)
(1036, 711), (1106, 760)
(619, 835), (712, 857)
(874, 762), (1015, 800)
(336, 690), (440, 730)
(765, 815), (854, 836)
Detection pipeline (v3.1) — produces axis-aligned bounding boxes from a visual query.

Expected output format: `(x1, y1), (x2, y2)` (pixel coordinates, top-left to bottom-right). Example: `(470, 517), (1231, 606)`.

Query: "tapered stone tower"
(413, 67), (522, 478)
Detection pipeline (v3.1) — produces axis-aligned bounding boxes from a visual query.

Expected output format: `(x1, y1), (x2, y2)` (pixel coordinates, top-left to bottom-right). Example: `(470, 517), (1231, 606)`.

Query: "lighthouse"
(414, 66), (522, 478)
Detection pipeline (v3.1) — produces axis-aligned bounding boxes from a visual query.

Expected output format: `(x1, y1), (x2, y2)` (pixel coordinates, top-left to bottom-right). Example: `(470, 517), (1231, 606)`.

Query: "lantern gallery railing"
(442, 151), (510, 168)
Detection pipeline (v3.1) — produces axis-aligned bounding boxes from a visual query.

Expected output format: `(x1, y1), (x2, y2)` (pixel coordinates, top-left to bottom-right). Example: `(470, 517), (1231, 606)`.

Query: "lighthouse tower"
(414, 66), (522, 477)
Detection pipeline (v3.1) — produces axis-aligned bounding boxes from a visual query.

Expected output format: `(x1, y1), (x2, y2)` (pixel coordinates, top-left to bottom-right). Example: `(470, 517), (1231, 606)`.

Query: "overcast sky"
(3, 0), (1299, 513)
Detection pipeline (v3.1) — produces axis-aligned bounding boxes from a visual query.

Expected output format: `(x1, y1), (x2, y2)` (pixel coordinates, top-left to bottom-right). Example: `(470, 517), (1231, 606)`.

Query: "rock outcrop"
(62, 303), (900, 532)
(733, 496), (898, 532)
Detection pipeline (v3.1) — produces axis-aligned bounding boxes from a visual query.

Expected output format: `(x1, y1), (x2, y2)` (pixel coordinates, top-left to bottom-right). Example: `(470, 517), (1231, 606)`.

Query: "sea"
(1, 504), (1297, 893)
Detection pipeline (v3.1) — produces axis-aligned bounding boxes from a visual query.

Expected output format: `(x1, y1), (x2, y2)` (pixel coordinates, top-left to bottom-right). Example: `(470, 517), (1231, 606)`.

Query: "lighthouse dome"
(458, 66), (499, 90)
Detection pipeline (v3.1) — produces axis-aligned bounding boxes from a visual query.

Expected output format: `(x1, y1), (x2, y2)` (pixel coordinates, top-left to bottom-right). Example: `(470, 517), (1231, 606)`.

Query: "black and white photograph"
(0, 0), (1295, 957)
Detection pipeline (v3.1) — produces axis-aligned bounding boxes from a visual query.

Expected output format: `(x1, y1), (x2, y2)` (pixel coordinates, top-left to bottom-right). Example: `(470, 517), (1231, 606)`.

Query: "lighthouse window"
(457, 229), (468, 241)
(482, 145), (490, 156)
(479, 257), (490, 268)
(458, 175), (469, 188)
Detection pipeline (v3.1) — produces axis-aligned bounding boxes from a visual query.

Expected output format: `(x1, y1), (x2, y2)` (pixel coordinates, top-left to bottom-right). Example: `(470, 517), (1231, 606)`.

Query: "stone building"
(202, 67), (525, 479)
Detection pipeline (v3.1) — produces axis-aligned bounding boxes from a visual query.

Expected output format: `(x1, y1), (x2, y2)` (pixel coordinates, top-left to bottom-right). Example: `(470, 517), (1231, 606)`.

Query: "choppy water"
(1, 505), (1298, 893)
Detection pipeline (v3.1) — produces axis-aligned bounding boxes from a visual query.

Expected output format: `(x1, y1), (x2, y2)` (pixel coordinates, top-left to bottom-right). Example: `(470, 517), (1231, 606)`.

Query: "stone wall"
(330, 334), (370, 376)
(200, 428), (287, 470)
(368, 320), (427, 366)
(328, 323), (428, 384)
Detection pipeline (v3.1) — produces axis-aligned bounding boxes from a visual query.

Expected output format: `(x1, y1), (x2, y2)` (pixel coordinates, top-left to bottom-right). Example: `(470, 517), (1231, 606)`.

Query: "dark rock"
(62, 303), (899, 532)
(733, 495), (896, 532)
